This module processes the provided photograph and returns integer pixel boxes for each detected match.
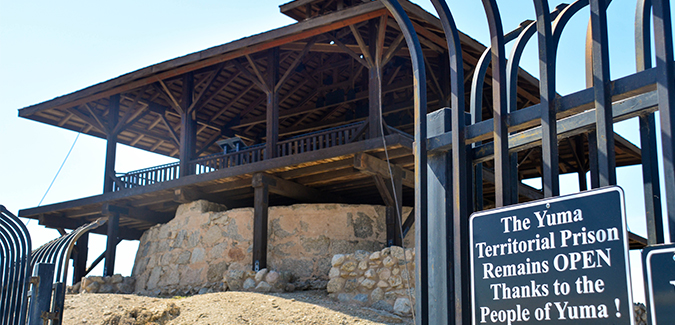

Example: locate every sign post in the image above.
[643,243,675,324]
[470,186,634,324]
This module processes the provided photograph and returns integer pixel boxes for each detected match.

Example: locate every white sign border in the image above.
[644,245,675,325]
[469,186,635,324]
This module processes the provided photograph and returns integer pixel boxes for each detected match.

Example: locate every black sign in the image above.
[643,243,675,324]
[470,186,634,324]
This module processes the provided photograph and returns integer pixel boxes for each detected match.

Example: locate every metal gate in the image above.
[1,205,105,325]
[378,0,675,324]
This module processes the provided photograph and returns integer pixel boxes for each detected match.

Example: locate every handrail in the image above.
[116,121,377,189]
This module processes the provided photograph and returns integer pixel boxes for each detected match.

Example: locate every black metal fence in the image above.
[379,0,675,323]
[0,205,105,325]
[0,205,32,325]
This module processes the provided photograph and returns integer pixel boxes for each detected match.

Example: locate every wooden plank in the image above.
[354,153,414,187]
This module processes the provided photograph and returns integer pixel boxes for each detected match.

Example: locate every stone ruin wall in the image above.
[132,200,413,295]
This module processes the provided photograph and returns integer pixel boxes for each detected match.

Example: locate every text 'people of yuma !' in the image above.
[475,207,628,324]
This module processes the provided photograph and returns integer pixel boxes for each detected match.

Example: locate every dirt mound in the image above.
[62,291,413,325]
[101,302,180,325]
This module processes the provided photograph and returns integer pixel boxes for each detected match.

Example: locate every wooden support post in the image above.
[103,94,119,193]
[373,171,403,247]
[72,233,89,284]
[266,48,280,159]
[103,207,119,277]
[179,72,196,177]
[368,19,383,139]
[252,173,270,271]
[426,108,452,324]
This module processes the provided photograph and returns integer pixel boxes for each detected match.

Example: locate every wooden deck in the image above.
[19,131,414,240]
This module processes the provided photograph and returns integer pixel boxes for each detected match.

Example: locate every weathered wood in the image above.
[179,72,196,177]
[103,95,119,193]
[103,208,119,277]
[266,48,280,159]
[353,153,414,188]
[72,233,88,284]
[20,134,408,220]
[253,173,339,202]
[252,173,269,271]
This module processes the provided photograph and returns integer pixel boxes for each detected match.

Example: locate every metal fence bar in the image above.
[28,263,54,325]
[636,0,665,245]
[652,0,675,241]
[0,206,32,325]
[481,0,513,207]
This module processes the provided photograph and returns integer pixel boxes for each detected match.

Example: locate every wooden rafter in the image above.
[276,37,317,92]
[233,59,269,93]
[188,62,226,113]
[155,81,182,114]
[349,24,373,67]
[326,33,369,67]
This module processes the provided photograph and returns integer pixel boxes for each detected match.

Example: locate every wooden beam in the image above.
[19,4,390,117]
[156,81,183,114]
[276,37,317,91]
[326,33,369,67]
[179,72,196,177]
[103,208,119,277]
[253,173,339,202]
[354,153,414,188]
[103,95,119,193]
[188,62,226,113]
[266,47,280,159]
[252,173,269,271]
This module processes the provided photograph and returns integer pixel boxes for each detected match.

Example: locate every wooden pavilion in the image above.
[17,0,644,283]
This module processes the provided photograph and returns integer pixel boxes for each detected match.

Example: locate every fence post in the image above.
[28,263,55,325]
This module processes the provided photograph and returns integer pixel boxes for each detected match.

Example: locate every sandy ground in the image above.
[62,291,414,325]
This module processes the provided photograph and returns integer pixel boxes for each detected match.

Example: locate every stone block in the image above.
[327,277,346,293]
[340,261,357,272]
[358,260,368,271]
[255,268,268,283]
[176,251,191,265]
[371,287,385,302]
[331,254,346,267]
[360,278,376,290]
[393,298,412,315]
[190,248,205,264]
[265,270,280,285]
[369,251,381,260]
[111,274,123,284]
[382,256,395,268]
[255,281,272,293]
[242,278,256,290]
[344,279,357,292]
[390,246,405,260]
[378,268,391,281]
[329,267,341,278]
[352,293,369,304]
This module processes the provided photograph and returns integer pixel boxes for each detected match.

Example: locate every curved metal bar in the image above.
[635,0,664,245]
[481,0,512,207]
[533,0,560,197]
[431,0,464,110]
[552,0,589,42]
[636,0,652,71]
[651,0,675,242]
[31,219,105,284]
[588,0,616,187]
[379,0,427,320]
[428,1,469,323]
[0,205,32,325]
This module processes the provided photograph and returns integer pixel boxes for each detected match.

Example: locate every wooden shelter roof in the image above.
[17,0,544,159]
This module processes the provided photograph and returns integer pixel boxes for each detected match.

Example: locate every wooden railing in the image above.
[114,121,370,191]
[276,121,367,157]
[192,143,266,175]
[113,161,180,191]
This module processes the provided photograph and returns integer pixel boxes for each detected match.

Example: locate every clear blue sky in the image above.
[0,0,667,302]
